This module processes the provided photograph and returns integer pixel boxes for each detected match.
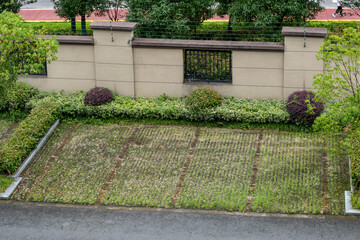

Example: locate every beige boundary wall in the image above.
[22,22,327,100]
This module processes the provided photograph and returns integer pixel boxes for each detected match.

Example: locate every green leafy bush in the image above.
[0,100,60,174]
[5,82,39,111]
[185,88,223,111]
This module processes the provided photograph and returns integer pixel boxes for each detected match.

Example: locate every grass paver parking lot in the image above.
[102,126,195,207]
[251,132,324,214]
[176,129,258,211]
[16,124,135,204]
[10,123,350,215]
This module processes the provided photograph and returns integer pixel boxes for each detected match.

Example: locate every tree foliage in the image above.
[0,0,37,13]
[342,0,360,17]
[126,0,215,38]
[312,27,360,188]
[229,0,324,26]
[51,0,108,35]
[0,11,58,108]
[103,0,127,21]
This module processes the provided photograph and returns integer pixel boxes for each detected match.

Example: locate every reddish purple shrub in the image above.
[84,87,114,106]
[286,90,324,126]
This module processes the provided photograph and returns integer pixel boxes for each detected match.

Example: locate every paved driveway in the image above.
[1,202,359,240]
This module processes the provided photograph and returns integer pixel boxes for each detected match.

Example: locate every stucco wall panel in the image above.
[232,68,283,87]
[134,48,183,66]
[56,45,94,62]
[95,64,134,82]
[284,52,323,71]
[232,51,284,69]
[135,65,183,83]
[47,61,95,80]
[94,46,133,64]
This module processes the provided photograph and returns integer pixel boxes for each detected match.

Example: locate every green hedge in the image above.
[21,21,360,40]
[0,100,60,174]
[28,91,290,124]
[21,21,93,36]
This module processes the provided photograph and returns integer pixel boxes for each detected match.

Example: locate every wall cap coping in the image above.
[132,38,284,51]
[42,35,94,45]
[90,21,137,31]
[282,27,327,38]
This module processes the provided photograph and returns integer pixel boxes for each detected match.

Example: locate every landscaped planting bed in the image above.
[102,126,195,207]
[176,129,258,211]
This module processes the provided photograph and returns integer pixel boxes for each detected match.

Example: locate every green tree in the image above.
[126,0,215,39]
[102,0,127,21]
[226,0,324,40]
[0,11,58,108]
[342,0,360,17]
[312,27,360,197]
[216,0,234,40]
[0,0,37,13]
[52,0,108,35]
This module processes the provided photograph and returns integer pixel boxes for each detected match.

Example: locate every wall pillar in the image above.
[282,27,327,99]
[90,21,137,96]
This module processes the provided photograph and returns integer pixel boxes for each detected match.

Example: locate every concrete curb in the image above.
[12,119,60,178]
[345,157,360,215]
[0,177,22,199]
[0,120,60,199]
[345,191,360,215]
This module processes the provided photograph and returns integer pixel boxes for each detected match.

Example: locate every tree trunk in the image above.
[81,15,86,36]
[71,17,76,33]
[226,16,233,41]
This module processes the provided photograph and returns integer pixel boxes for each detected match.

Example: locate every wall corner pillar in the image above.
[90,21,137,96]
[282,26,327,100]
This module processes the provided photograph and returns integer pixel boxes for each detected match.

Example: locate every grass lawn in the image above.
[0,119,17,193]
[0,175,14,193]
[11,123,350,215]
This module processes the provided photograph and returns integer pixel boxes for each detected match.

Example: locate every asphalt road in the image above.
[1,202,360,240]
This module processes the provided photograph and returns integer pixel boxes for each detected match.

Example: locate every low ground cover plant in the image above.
[0,100,60,174]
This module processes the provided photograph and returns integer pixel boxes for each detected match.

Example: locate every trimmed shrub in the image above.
[6,82,39,111]
[286,90,324,126]
[84,87,114,106]
[185,88,223,112]
[0,100,60,174]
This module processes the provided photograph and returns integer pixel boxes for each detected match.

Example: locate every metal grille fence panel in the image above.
[184,49,232,83]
